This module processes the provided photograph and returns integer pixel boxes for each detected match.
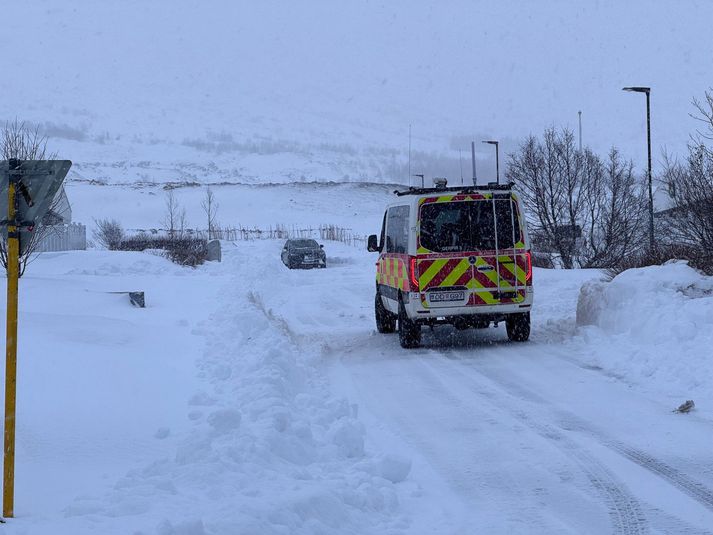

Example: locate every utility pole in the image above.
[408,124,412,187]
[482,140,500,184]
[623,86,654,250]
[459,149,463,185]
[578,111,582,151]
[471,141,477,185]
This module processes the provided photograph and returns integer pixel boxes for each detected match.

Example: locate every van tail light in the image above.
[525,251,533,285]
[409,256,419,291]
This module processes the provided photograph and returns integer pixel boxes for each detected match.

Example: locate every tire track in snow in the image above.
[615,446,713,512]
[519,412,649,535]
[354,349,592,533]
[470,363,713,515]
[418,353,649,535]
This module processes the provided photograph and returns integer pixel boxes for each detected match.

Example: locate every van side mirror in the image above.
[367,234,380,252]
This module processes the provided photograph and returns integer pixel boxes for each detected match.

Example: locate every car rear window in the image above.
[419,198,522,252]
[291,239,318,248]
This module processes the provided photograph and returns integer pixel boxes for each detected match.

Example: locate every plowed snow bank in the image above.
[576,261,713,399]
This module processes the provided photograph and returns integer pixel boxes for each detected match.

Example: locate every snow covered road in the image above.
[258,241,713,534]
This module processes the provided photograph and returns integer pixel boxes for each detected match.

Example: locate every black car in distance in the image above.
[281,239,327,269]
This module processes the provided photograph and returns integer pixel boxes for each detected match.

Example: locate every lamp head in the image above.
[623,86,650,94]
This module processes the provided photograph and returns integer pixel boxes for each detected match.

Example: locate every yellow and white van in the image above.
[367,181,533,348]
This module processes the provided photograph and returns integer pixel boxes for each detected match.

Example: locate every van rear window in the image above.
[419,199,522,252]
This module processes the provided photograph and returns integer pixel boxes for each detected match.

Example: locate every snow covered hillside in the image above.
[3,238,712,533]
[3,1,713,185]
[66,181,393,235]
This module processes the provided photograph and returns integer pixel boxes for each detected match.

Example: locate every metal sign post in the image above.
[3,160,20,518]
[1,159,71,518]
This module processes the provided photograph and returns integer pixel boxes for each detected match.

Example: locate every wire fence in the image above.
[125,224,368,249]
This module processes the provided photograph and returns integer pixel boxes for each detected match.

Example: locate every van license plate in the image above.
[429,291,465,302]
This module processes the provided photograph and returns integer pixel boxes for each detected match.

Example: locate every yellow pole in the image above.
[3,170,19,518]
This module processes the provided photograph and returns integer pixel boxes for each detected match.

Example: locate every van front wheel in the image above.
[506,312,530,342]
[375,293,396,333]
[398,298,421,348]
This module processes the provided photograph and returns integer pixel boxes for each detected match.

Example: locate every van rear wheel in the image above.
[506,312,530,342]
[398,298,421,348]
[375,293,396,334]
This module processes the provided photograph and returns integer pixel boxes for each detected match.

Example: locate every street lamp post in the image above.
[623,86,654,250]
[482,140,500,184]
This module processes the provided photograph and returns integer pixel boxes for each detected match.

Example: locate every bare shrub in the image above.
[506,128,591,268]
[163,238,208,267]
[579,149,647,268]
[656,91,713,267]
[532,252,555,269]
[605,244,713,279]
[605,90,713,277]
[117,234,208,267]
[1,119,56,160]
[659,148,713,252]
[507,127,647,269]
[93,219,125,250]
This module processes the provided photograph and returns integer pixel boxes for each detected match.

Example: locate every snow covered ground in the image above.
[2,238,711,534]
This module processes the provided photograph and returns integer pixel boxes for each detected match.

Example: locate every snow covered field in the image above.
[2,238,711,534]
[65,181,393,234]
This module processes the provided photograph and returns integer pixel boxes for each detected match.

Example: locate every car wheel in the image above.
[398,297,421,348]
[375,293,396,334]
[506,312,530,342]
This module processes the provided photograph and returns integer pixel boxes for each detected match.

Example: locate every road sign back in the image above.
[0,160,72,254]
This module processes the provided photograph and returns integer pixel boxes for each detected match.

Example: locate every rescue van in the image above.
[367,180,533,348]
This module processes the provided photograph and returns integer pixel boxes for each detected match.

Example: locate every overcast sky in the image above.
[1,0,711,176]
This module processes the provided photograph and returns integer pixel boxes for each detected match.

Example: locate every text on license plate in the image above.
[428,291,465,302]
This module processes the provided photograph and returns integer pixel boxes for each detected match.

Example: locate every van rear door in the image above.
[415,198,472,307]
[470,194,528,304]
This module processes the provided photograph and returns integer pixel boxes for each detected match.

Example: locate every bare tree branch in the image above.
[690,88,713,141]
